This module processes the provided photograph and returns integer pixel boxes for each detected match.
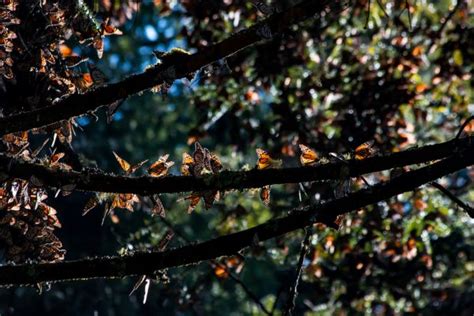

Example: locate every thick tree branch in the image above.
[0,147,473,286]
[0,137,472,195]
[0,0,346,136]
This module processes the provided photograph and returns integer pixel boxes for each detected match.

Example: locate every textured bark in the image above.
[0,136,471,195]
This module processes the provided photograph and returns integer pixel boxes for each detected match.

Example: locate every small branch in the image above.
[427,0,462,52]
[0,0,347,136]
[283,228,313,316]
[227,272,272,315]
[431,182,474,218]
[455,115,474,140]
[159,217,271,315]
[436,0,462,39]
[0,136,471,195]
[0,148,472,286]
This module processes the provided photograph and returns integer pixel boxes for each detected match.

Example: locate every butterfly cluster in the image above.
[255,148,282,206]
[0,0,19,80]
[83,151,176,222]
[181,142,223,213]
[80,140,377,222]
[0,131,69,263]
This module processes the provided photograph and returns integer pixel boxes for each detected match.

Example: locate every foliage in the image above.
[0,0,473,315]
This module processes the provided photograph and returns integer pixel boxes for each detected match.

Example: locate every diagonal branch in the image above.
[158,217,271,315]
[0,136,472,195]
[0,0,347,136]
[0,147,473,286]
[283,228,313,316]
[430,182,474,218]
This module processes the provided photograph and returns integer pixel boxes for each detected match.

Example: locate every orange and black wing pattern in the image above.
[299,144,319,166]
[354,141,376,160]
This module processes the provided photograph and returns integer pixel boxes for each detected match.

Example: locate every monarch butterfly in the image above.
[210,153,223,173]
[185,193,201,214]
[299,144,319,166]
[101,18,123,36]
[181,152,194,176]
[148,154,175,178]
[203,190,220,209]
[354,141,376,160]
[193,142,212,176]
[113,151,148,175]
[256,148,282,170]
[151,195,166,218]
[260,185,271,206]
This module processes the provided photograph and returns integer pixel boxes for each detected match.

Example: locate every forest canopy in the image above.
[0,0,473,315]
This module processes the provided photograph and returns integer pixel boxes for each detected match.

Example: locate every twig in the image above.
[283,228,313,316]
[158,217,271,315]
[365,0,372,28]
[0,136,471,195]
[0,148,472,286]
[271,286,284,315]
[436,0,462,38]
[431,182,474,218]
[375,0,389,19]
[455,115,474,140]
[427,0,462,53]
[405,0,412,30]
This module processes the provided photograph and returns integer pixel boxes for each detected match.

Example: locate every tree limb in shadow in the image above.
[0,136,471,195]
[0,0,348,136]
[283,228,313,316]
[430,181,473,218]
[0,147,472,286]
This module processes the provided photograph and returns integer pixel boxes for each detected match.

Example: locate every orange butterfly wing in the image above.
[260,185,271,206]
[148,154,174,177]
[181,152,194,176]
[354,141,376,160]
[256,148,272,170]
[113,151,131,173]
[299,144,319,166]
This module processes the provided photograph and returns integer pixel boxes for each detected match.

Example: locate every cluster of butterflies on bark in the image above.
[83,141,376,223]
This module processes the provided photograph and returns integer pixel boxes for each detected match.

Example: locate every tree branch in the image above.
[158,217,271,315]
[430,182,474,218]
[283,228,313,316]
[0,137,472,195]
[0,147,473,286]
[0,0,346,136]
